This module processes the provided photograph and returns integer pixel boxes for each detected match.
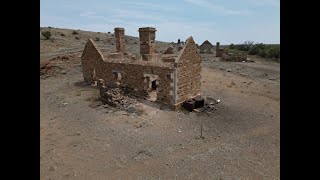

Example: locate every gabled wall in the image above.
[81,39,104,83]
[175,37,202,104]
[199,40,214,53]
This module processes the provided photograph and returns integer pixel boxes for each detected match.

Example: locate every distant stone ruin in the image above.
[215,42,224,57]
[81,27,202,109]
[163,46,174,54]
[199,40,214,53]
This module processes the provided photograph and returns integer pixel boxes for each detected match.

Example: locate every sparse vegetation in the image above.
[75,36,80,40]
[229,41,280,60]
[108,32,111,34]
[41,31,52,40]
[95,37,100,41]
[72,30,79,35]
[60,33,65,36]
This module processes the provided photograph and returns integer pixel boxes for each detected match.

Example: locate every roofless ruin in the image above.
[81,27,202,109]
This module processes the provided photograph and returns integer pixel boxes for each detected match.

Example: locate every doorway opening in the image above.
[145,77,158,102]
[91,69,97,86]
[151,80,157,90]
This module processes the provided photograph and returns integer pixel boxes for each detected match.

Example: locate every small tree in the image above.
[229,43,235,49]
[243,40,254,51]
[41,31,52,40]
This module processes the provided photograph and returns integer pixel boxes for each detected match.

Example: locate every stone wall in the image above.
[81,39,175,105]
[216,49,224,57]
[81,33,202,107]
[222,52,247,62]
[96,62,175,105]
[81,39,104,83]
[175,37,202,104]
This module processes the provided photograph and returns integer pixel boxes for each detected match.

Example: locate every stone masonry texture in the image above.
[200,40,214,54]
[114,27,125,53]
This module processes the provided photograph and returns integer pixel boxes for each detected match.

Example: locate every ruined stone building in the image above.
[215,42,224,57]
[199,40,214,53]
[81,27,202,108]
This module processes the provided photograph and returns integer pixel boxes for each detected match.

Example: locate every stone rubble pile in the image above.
[100,87,137,110]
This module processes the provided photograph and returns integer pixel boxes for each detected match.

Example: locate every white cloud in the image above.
[184,0,251,15]
[109,9,167,22]
[247,0,280,8]
[119,1,178,12]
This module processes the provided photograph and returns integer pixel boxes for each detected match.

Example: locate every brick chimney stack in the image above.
[216,42,220,51]
[138,27,156,55]
[114,27,125,53]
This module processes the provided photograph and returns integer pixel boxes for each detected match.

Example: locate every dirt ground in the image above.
[40,28,280,179]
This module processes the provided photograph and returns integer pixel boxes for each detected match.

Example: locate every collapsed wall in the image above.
[222,51,247,62]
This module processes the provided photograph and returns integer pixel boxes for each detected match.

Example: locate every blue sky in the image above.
[40,0,280,45]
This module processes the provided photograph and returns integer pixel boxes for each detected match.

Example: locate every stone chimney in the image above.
[216,42,220,51]
[138,27,156,55]
[114,27,125,53]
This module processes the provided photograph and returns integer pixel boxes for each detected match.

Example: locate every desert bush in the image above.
[108,32,111,34]
[248,43,265,55]
[48,26,52,29]
[72,30,78,35]
[60,33,65,36]
[41,31,52,40]
[95,37,100,41]
[258,49,267,57]
[266,46,280,59]
[236,41,254,51]
[231,41,279,59]
[75,36,80,40]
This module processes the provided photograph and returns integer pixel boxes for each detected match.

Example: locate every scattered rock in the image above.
[127,106,136,113]
[133,150,152,161]
[226,69,232,72]
[49,166,56,171]
[61,70,67,74]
